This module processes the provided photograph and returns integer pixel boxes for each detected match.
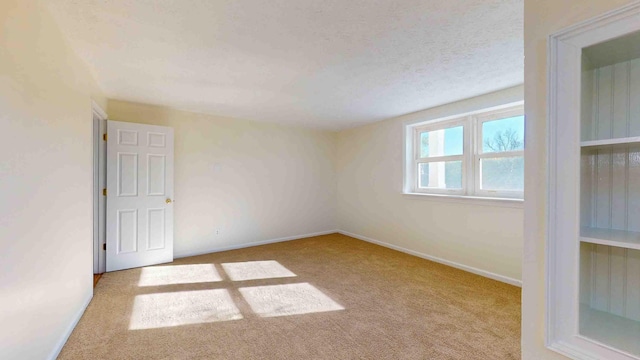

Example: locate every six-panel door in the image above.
[106,120,174,272]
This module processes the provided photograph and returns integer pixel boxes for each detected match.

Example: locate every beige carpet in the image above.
[59,233,521,359]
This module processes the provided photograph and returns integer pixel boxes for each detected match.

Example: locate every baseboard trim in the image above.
[338,230,522,287]
[48,292,93,360]
[174,230,339,259]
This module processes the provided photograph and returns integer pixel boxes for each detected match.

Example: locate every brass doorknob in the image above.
[166,198,172,204]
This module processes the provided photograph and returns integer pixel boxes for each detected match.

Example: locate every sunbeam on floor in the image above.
[129,259,343,330]
[129,289,243,330]
[221,260,297,281]
[137,264,222,287]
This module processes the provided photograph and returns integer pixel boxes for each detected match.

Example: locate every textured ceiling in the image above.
[46,0,523,130]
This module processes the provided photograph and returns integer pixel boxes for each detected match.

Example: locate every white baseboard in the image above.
[174,230,338,259]
[48,292,93,360]
[338,230,522,287]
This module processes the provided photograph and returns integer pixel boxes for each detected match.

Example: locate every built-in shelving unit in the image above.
[577,33,640,357]
[548,4,640,360]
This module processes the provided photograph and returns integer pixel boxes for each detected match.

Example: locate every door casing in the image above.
[92,101,108,274]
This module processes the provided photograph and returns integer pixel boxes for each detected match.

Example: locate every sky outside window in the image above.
[420,126,463,157]
[482,116,525,153]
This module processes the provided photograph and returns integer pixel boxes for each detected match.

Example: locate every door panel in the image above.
[118,153,138,196]
[147,155,166,195]
[147,208,166,250]
[106,120,174,272]
[118,209,138,254]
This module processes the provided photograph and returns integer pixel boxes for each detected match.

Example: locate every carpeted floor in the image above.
[59,233,521,359]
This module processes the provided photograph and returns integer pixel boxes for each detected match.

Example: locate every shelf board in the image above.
[580,306,640,357]
[581,136,640,149]
[580,227,640,250]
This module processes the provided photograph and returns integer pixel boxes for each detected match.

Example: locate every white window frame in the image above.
[412,118,469,195]
[405,104,524,199]
[473,107,525,199]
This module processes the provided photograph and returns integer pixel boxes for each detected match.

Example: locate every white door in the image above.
[106,120,174,272]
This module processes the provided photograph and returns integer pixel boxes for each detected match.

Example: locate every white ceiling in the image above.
[47,0,523,130]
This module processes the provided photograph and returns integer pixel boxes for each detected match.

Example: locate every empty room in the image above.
[3,0,640,359]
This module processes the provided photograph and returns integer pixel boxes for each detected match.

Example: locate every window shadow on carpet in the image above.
[129,260,344,330]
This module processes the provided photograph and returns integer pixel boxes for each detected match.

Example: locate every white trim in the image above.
[91,100,107,120]
[550,2,640,47]
[545,19,560,349]
[338,230,522,287]
[174,230,338,258]
[92,115,99,274]
[416,154,464,163]
[401,192,524,208]
[91,99,107,273]
[475,106,524,123]
[92,107,107,275]
[548,341,602,360]
[477,150,523,159]
[47,293,93,360]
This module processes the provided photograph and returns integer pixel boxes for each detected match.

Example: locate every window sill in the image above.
[402,192,524,208]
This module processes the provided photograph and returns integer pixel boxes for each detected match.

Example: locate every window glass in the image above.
[419,126,463,158]
[408,105,524,198]
[480,156,524,191]
[482,116,524,153]
[418,161,462,189]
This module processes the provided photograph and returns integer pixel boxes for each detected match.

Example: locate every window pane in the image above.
[419,161,462,189]
[420,126,463,158]
[482,116,524,153]
[480,156,524,191]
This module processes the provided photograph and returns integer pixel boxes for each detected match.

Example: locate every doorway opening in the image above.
[91,110,175,275]
[92,101,107,275]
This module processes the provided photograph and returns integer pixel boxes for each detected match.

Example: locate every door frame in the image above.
[92,100,108,274]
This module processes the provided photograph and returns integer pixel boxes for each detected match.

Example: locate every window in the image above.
[406,104,524,199]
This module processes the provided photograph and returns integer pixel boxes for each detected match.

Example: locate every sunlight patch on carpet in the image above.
[239,282,344,317]
[138,264,222,287]
[221,260,297,281]
[129,289,242,329]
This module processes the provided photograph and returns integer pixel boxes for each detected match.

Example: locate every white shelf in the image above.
[580,306,640,357]
[581,136,640,149]
[580,227,640,250]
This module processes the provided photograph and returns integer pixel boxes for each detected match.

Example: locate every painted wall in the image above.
[336,86,524,284]
[106,100,337,258]
[522,0,635,359]
[0,0,105,359]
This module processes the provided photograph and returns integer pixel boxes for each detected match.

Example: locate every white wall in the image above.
[106,100,337,257]
[0,0,105,359]
[336,86,524,284]
[8,1,618,358]
[522,0,636,359]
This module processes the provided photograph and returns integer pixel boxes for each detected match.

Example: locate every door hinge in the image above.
[103,243,106,251]
[103,188,107,196]
[103,133,107,141]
